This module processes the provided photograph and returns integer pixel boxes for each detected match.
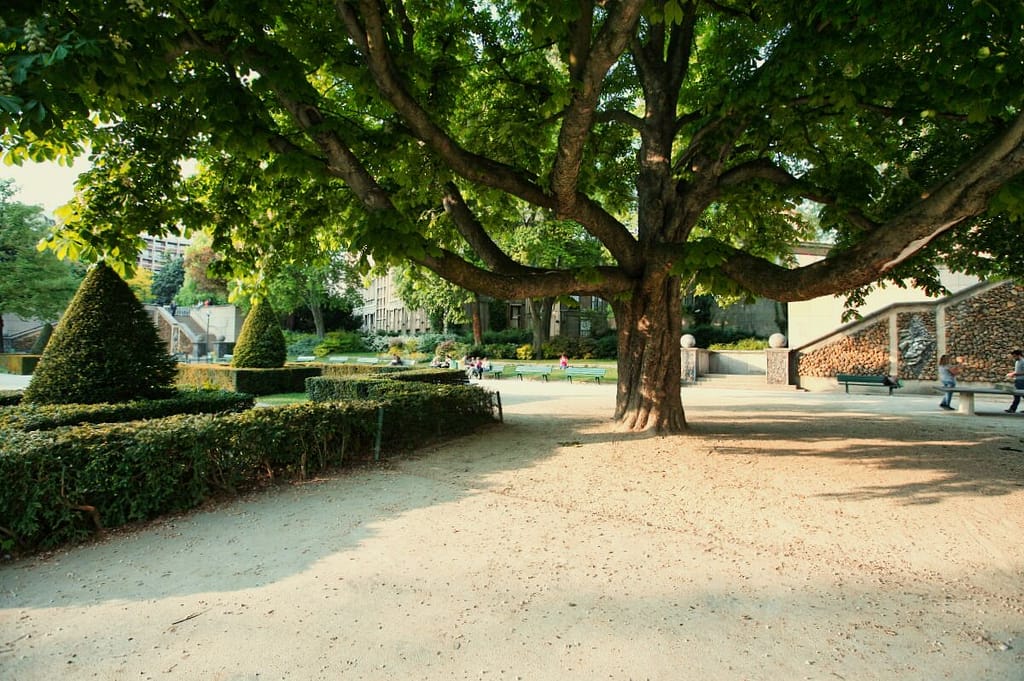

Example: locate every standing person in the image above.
[937,354,960,410]
[1005,349,1024,413]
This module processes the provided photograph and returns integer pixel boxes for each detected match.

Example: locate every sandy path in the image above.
[2,382,1023,680]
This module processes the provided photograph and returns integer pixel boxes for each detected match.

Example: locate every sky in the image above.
[1,158,90,214]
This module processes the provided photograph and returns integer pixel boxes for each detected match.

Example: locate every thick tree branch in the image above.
[415,248,633,300]
[551,0,646,208]
[717,112,1024,300]
[335,0,551,207]
[719,159,880,232]
[335,0,641,270]
[441,183,531,276]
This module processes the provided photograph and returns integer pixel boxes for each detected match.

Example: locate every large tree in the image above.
[4,2,1024,431]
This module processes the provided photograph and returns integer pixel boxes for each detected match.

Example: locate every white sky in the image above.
[1,158,90,214]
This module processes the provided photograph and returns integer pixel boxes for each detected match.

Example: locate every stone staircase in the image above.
[687,373,801,391]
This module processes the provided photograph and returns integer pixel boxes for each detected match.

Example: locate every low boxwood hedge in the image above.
[0,388,254,433]
[0,384,497,552]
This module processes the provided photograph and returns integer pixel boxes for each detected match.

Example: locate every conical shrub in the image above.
[231,299,286,368]
[23,262,177,404]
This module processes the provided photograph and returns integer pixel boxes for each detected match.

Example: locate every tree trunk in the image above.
[528,297,553,359]
[471,293,483,345]
[613,274,686,432]
[0,315,5,352]
[309,299,326,339]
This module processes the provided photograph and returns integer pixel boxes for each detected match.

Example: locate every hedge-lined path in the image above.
[2,380,1023,680]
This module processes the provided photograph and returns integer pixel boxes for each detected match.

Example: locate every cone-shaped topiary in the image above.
[23,262,178,404]
[231,299,286,368]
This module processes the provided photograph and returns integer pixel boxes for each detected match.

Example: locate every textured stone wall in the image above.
[796,282,1024,384]
[796,320,890,377]
[944,284,1024,382]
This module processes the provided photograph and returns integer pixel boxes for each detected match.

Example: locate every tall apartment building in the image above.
[137,233,190,273]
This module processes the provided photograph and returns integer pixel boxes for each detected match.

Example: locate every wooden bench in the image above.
[564,367,607,384]
[327,356,349,363]
[356,357,380,365]
[934,386,1024,415]
[836,373,900,395]
[484,364,505,379]
[295,355,317,362]
[515,365,552,381]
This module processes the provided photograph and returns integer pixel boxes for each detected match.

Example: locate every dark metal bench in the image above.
[564,367,607,384]
[836,373,900,395]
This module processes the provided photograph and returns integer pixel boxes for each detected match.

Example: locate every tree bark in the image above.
[528,297,553,359]
[471,293,483,345]
[309,299,326,339]
[613,274,686,432]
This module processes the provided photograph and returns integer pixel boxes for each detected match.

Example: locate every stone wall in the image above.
[796,319,890,377]
[795,281,1024,387]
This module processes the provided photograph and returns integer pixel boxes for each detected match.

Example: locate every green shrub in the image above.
[176,364,321,395]
[0,388,253,433]
[284,331,320,358]
[23,262,177,405]
[232,299,287,368]
[0,385,497,552]
[708,338,769,350]
[313,330,367,356]
[593,334,618,359]
[0,390,23,407]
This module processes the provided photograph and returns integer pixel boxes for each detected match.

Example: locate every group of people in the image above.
[937,349,1024,413]
[464,356,491,379]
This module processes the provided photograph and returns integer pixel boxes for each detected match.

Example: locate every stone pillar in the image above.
[766,333,790,386]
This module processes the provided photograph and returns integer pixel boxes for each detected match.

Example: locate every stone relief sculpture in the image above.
[898,315,935,378]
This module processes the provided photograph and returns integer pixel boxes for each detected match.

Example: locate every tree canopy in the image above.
[3,1,1024,431]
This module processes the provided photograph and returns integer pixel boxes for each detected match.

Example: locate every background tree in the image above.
[151,255,185,306]
[267,255,364,339]
[6,2,1024,431]
[124,267,153,303]
[394,266,472,336]
[178,235,229,305]
[23,262,177,404]
[0,179,80,347]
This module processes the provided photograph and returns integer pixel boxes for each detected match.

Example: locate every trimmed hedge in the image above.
[0,390,23,407]
[176,364,322,395]
[0,384,497,551]
[0,389,254,433]
[23,262,178,405]
[231,299,287,368]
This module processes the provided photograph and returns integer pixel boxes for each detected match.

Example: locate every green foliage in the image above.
[0,388,253,432]
[231,299,286,368]
[708,338,770,351]
[23,262,177,404]
[0,382,496,552]
[0,179,80,323]
[176,364,320,395]
[284,331,320,358]
[516,344,534,360]
[686,325,762,349]
[313,330,367,356]
[150,255,185,305]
